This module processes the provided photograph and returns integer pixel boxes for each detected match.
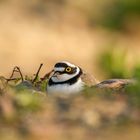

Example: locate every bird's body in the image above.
[47,61,97,94]
[46,61,134,94]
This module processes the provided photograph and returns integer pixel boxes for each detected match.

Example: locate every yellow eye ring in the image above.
[65,67,72,72]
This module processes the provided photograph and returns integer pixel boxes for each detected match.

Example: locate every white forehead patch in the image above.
[54,67,65,72]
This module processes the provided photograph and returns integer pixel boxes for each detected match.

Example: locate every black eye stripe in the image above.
[54,67,77,74]
[69,67,77,73]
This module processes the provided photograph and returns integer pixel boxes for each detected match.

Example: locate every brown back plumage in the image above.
[81,71,99,87]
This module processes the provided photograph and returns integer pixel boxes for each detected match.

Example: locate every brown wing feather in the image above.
[81,71,99,87]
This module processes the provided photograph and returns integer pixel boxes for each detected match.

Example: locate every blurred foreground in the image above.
[0,84,140,140]
[0,70,140,140]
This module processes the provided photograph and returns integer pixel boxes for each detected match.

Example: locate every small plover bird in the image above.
[47,61,98,94]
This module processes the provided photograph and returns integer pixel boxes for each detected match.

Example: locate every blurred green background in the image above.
[0,0,140,140]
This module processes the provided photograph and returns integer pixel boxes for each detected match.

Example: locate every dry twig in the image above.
[32,63,43,84]
[8,66,24,82]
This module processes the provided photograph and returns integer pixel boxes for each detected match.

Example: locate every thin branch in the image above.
[32,63,43,83]
[9,66,17,79]
[16,67,24,82]
[6,78,21,82]
[6,66,24,84]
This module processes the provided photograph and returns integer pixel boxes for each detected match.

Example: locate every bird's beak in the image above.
[52,71,61,77]
[49,70,56,77]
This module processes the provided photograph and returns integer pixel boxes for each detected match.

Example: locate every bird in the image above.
[47,61,98,94]
[46,61,135,94]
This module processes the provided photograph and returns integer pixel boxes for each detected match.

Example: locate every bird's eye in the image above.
[65,67,72,72]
